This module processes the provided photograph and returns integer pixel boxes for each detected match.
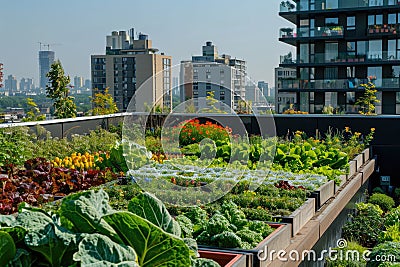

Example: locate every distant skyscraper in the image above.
[5,75,18,94]
[0,63,3,88]
[257,81,272,98]
[74,76,84,88]
[39,50,55,89]
[84,79,91,89]
[20,78,34,92]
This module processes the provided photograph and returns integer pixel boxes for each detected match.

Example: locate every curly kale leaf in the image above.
[236,228,263,248]
[221,201,247,229]
[211,231,242,248]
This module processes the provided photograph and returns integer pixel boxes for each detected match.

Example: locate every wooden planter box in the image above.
[199,250,247,267]
[281,198,315,236]
[309,180,335,210]
[362,148,370,162]
[199,223,291,267]
[354,153,364,171]
[347,160,357,179]
[360,159,375,185]
[334,174,347,193]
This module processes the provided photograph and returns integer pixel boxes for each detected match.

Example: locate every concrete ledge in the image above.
[360,159,375,185]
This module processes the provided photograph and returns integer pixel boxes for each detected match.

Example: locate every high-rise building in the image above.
[275,67,297,113]
[74,76,84,89]
[278,0,400,114]
[0,63,3,88]
[91,29,172,112]
[180,41,246,111]
[5,75,18,94]
[39,50,55,89]
[257,81,272,98]
[84,79,91,89]
[20,78,34,92]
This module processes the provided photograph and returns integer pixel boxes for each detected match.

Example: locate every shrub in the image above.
[384,207,400,228]
[369,193,395,213]
[366,242,400,267]
[372,187,385,194]
[326,241,367,267]
[342,203,384,247]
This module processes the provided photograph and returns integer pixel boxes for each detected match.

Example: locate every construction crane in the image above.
[38,42,62,51]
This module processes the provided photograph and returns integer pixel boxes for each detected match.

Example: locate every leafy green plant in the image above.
[366,242,400,267]
[369,193,395,213]
[379,223,400,243]
[0,231,16,266]
[73,233,139,266]
[356,81,380,115]
[46,60,77,119]
[0,189,220,266]
[385,207,400,228]
[325,241,367,267]
[342,203,384,247]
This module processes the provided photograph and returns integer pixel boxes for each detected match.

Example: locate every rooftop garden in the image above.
[0,120,376,266]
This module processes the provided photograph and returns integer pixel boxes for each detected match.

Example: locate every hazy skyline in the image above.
[0,0,294,86]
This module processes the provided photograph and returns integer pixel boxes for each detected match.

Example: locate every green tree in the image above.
[46,60,77,119]
[90,88,118,115]
[22,98,46,122]
[200,91,227,113]
[356,81,380,115]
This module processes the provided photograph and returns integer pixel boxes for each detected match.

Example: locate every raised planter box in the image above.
[362,148,370,162]
[347,160,357,179]
[199,223,291,267]
[354,153,364,171]
[334,174,347,193]
[199,250,247,267]
[309,180,335,210]
[281,198,315,236]
[360,159,375,185]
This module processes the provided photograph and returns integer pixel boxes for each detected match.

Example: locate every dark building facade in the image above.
[278,0,400,114]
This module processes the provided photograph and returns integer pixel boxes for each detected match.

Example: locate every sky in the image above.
[0,0,294,87]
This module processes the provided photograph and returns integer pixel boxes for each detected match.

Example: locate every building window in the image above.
[368,14,383,27]
[368,40,382,60]
[347,16,356,30]
[396,92,400,114]
[206,83,211,90]
[220,96,225,101]
[367,66,382,87]
[325,42,338,62]
[325,17,338,26]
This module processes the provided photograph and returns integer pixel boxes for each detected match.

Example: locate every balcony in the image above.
[280,51,400,66]
[279,77,400,92]
[367,24,399,35]
[280,26,344,45]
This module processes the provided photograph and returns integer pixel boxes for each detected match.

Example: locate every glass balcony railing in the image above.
[279,51,400,64]
[279,78,400,90]
[280,26,344,38]
[279,0,399,13]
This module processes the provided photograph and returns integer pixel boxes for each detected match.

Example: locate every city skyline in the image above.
[0,0,290,87]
